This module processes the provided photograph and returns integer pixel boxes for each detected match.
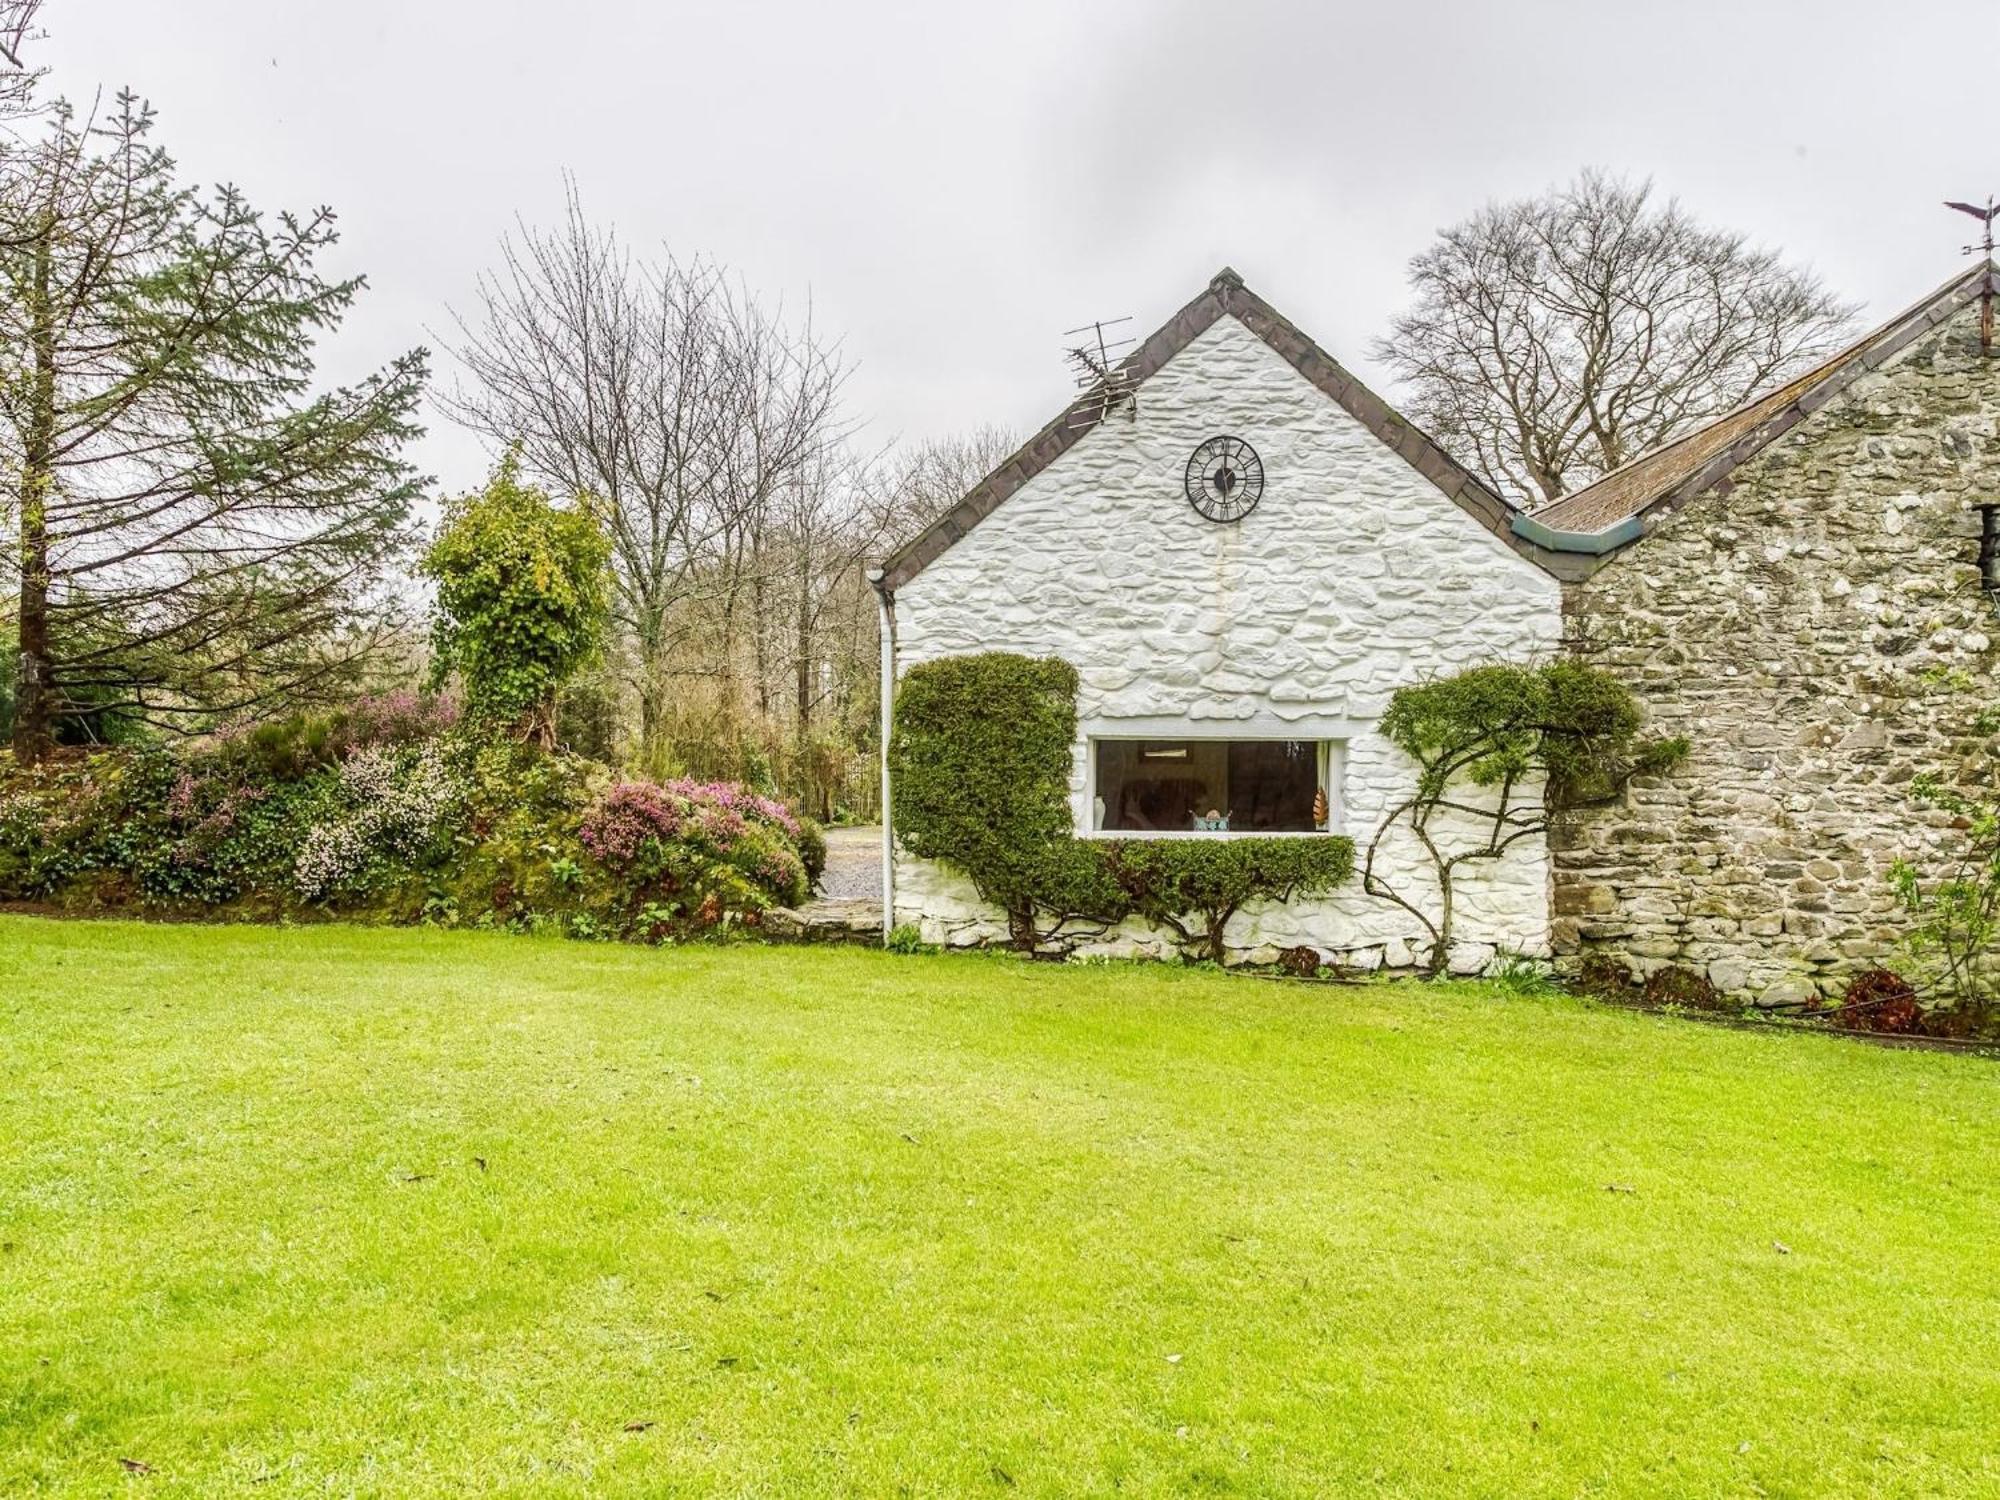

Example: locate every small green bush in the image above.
[1102,837,1356,962]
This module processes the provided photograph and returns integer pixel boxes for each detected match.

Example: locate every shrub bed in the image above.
[0,697,822,944]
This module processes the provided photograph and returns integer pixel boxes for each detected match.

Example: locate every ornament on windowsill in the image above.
[1312,787,1329,828]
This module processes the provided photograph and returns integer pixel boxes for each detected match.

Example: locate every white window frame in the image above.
[1078,718,1351,839]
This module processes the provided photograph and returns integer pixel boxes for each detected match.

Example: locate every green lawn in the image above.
[2,921,1997,1498]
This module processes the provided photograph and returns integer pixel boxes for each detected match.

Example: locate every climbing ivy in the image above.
[421,453,612,746]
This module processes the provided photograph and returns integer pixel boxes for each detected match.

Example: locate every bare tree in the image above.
[881,425,1017,551]
[1375,171,1859,506]
[0,0,45,123]
[444,184,847,767]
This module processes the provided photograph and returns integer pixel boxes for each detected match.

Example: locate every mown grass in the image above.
[2,917,1997,1497]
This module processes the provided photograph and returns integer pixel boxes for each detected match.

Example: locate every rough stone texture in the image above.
[1560,303,2000,1003]
[764,898,883,945]
[890,314,1564,965]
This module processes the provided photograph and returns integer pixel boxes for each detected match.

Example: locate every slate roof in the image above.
[875,268,1540,593]
[1529,261,2000,541]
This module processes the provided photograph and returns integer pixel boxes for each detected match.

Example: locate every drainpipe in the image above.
[869,569,895,944]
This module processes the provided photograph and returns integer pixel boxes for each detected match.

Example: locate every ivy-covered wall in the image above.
[1560,299,2000,1004]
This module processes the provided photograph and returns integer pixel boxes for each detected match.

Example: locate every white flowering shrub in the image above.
[294,743,465,899]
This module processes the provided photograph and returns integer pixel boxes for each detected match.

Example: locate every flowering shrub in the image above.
[0,755,126,897]
[0,721,819,948]
[293,743,466,899]
[579,776,811,923]
[332,690,462,756]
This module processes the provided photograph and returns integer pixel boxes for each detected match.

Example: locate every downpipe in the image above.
[870,571,895,944]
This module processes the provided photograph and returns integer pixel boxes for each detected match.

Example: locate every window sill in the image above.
[1078,828,1339,840]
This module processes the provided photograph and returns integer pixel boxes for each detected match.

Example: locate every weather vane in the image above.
[1945,197,1999,351]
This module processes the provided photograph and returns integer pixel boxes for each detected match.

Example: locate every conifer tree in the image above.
[0,89,425,761]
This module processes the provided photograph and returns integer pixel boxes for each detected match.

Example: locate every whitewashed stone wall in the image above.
[890,315,1564,967]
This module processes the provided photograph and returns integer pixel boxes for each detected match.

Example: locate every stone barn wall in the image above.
[1557,304,2000,1004]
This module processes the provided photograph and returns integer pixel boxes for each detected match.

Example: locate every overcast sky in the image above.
[39,0,2000,496]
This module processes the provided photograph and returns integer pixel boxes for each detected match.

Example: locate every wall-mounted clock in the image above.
[1184,435,1264,523]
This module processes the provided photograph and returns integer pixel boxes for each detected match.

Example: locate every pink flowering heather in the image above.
[165,771,201,821]
[331,691,463,758]
[579,781,687,866]
[579,778,810,907]
[656,778,801,839]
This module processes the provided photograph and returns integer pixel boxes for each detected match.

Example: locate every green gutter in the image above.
[1509,511,1643,555]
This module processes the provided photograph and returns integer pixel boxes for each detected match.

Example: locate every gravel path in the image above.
[817,825,883,900]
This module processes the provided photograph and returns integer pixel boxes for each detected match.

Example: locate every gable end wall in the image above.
[892,314,1564,966]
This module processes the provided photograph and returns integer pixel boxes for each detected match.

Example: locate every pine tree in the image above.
[0,90,426,761]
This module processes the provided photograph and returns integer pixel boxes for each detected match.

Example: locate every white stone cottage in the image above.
[872,268,1563,970]
[871,265,2000,992]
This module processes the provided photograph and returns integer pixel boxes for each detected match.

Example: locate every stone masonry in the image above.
[1557,302,2000,1004]
[889,310,1563,967]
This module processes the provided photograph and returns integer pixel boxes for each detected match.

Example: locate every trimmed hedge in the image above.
[890,653,1124,947]
[890,652,1355,956]
[1103,836,1356,963]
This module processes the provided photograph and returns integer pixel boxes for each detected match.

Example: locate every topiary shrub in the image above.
[1101,837,1356,963]
[889,651,1358,957]
[889,653,1126,949]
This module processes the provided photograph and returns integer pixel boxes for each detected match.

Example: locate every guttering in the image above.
[1508,511,1644,556]
[869,568,895,944]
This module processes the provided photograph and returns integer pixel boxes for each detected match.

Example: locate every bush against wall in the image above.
[1888,699,2000,1023]
[1101,837,1355,963]
[1367,661,1686,976]
[889,652,1355,955]
[890,653,1126,948]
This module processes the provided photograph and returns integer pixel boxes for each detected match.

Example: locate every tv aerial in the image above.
[1063,316,1137,429]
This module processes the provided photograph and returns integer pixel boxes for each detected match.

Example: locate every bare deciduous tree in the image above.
[877,424,1016,551]
[444,185,847,768]
[1375,171,1859,506]
[0,0,45,123]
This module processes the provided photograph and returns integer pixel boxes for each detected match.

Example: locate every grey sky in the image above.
[41,0,1999,497]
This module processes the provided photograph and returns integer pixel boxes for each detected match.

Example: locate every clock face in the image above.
[1184,435,1264,523]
